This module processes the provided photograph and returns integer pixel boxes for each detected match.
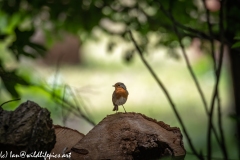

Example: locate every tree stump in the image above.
[51,125,84,159]
[71,112,186,160]
[0,101,186,159]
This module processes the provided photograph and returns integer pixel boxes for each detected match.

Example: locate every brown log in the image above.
[0,100,55,159]
[51,125,84,159]
[71,112,186,160]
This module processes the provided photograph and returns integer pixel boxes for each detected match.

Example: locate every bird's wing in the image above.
[112,91,118,111]
[112,91,117,106]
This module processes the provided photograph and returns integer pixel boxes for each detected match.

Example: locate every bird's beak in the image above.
[112,85,115,87]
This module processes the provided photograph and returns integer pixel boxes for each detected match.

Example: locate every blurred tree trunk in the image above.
[226,0,240,158]
[229,49,240,156]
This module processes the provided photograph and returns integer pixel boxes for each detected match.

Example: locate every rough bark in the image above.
[71,112,185,160]
[0,100,55,159]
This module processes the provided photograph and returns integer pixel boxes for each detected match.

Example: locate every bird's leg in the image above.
[122,105,127,113]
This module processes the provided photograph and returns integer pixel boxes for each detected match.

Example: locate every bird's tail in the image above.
[113,104,118,111]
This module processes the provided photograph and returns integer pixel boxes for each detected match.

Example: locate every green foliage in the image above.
[232,36,240,48]
[0,60,30,97]
[9,28,46,60]
[0,0,239,61]
[232,42,240,49]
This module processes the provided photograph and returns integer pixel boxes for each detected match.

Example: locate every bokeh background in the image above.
[0,0,239,159]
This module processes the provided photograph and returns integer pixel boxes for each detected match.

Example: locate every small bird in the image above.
[112,82,129,113]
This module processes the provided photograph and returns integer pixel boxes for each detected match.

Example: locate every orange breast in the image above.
[115,87,128,99]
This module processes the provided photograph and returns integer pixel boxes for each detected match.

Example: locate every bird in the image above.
[112,82,129,113]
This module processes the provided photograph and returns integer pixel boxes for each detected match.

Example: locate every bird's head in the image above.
[112,82,127,90]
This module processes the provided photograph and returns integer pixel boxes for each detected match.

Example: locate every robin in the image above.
[112,82,129,113]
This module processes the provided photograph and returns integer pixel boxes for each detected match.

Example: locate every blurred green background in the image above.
[0,0,239,159]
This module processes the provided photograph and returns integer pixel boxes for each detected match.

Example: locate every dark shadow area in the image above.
[132,141,177,160]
